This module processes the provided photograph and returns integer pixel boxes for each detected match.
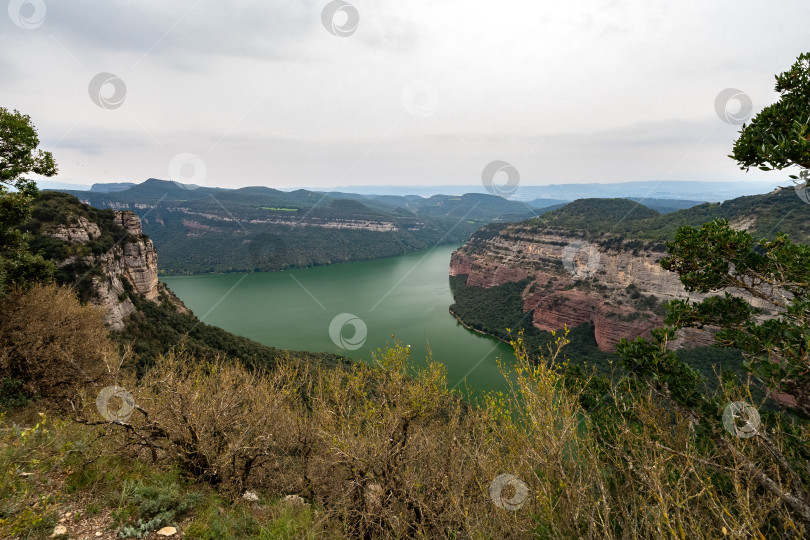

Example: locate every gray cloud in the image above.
[1,0,808,189]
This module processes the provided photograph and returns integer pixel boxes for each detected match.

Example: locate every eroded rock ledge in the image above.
[46,211,184,330]
[450,227,733,352]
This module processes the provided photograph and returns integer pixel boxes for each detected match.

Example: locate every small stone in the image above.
[58,517,66,523]
[156,526,177,536]
[284,494,306,506]
[64,512,72,518]
[242,490,259,502]
[95,533,103,537]
[51,525,67,537]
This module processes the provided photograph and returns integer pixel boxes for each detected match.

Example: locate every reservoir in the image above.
[161,244,514,394]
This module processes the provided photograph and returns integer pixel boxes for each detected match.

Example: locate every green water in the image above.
[161,245,514,394]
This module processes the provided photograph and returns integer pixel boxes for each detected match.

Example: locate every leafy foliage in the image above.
[0,108,57,293]
[661,218,810,417]
[609,220,810,530]
[0,107,57,194]
[115,474,202,538]
[731,52,810,172]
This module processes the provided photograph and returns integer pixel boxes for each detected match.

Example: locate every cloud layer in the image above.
[2,0,808,189]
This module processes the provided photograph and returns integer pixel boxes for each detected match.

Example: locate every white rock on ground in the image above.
[284,494,307,506]
[156,526,177,536]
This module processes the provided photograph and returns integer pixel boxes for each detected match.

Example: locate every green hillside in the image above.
[525,188,809,243]
[57,180,537,274]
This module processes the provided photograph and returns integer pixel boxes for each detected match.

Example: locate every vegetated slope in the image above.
[57,179,537,274]
[25,191,346,372]
[625,197,706,214]
[450,188,808,378]
[529,187,809,242]
[527,196,707,216]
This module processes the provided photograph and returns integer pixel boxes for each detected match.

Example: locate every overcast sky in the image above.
[1,0,808,190]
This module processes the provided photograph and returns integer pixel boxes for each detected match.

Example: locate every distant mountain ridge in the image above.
[54,179,541,274]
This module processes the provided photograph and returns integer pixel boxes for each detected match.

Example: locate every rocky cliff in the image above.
[46,210,183,330]
[450,224,770,351]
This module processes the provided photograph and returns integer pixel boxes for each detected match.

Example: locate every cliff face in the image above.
[46,211,181,330]
[450,226,728,351]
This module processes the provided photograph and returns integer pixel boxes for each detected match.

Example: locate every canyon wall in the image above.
[450,226,733,351]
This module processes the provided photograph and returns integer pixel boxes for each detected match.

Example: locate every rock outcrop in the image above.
[46,211,182,330]
[48,216,101,244]
[450,226,768,352]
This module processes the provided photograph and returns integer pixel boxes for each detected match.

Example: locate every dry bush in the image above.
[100,349,306,496]
[85,338,807,538]
[306,346,481,538]
[0,283,118,404]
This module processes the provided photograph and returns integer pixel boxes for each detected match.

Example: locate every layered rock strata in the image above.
[450,226,766,351]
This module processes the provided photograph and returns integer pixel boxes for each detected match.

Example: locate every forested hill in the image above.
[521,187,809,243]
[57,179,539,274]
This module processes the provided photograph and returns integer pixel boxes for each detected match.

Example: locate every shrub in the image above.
[0,283,118,405]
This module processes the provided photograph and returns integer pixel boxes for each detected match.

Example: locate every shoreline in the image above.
[448,307,512,346]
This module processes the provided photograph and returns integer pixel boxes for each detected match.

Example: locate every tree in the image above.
[731,52,810,174]
[0,108,58,292]
[616,219,810,528]
[661,219,809,417]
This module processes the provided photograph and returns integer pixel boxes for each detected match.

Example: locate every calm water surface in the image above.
[161,245,514,395]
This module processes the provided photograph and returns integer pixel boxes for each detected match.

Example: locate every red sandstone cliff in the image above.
[449,227,742,352]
